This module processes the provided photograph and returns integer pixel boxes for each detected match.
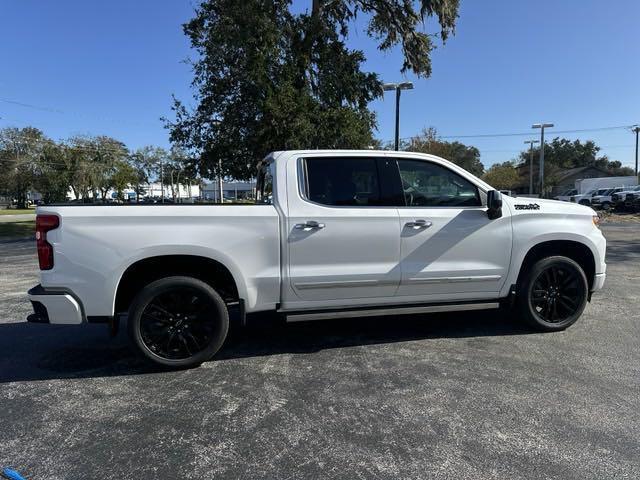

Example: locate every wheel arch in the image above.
[516,240,596,290]
[114,254,242,315]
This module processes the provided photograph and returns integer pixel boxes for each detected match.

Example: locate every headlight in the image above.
[592,215,600,228]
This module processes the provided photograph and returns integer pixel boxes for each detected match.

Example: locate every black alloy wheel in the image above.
[518,256,588,331]
[128,276,229,368]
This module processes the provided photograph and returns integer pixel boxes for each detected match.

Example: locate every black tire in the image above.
[517,256,588,331]
[127,276,229,368]
[601,201,611,211]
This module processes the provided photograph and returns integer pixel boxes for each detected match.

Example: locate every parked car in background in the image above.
[575,176,638,195]
[555,188,578,202]
[570,189,598,205]
[623,190,640,211]
[611,185,640,211]
[590,187,628,210]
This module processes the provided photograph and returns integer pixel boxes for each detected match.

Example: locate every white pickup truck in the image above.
[28,150,607,368]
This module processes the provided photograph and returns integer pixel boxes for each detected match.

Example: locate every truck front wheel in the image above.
[517,256,588,331]
[127,276,229,368]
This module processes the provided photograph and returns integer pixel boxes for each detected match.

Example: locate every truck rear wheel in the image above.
[517,256,588,331]
[127,276,229,368]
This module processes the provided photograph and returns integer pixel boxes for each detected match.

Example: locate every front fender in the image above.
[500,216,606,297]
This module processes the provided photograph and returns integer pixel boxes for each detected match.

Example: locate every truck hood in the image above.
[506,197,595,216]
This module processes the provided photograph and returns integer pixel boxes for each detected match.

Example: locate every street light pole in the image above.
[524,140,539,195]
[532,123,554,197]
[394,87,401,151]
[632,126,640,177]
[383,81,414,151]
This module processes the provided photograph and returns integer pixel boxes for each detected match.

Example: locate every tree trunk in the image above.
[294,0,323,90]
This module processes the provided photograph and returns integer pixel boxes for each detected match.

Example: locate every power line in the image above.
[0,98,162,127]
[0,98,64,114]
[390,124,635,142]
[479,144,633,153]
[465,125,631,138]
[1,122,637,163]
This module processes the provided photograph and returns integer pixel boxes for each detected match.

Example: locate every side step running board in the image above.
[285,302,500,323]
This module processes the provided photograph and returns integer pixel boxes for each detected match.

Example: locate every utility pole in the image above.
[211,119,224,203]
[160,160,164,204]
[532,123,554,197]
[218,158,224,203]
[524,139,539,195]
[632,126,640,177]
[382,82,414,151]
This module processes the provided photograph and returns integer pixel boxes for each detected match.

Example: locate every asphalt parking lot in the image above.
[1,225,639,479]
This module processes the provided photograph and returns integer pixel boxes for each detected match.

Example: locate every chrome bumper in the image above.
[28,285,83,325]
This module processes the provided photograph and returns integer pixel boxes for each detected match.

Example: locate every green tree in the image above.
[482,161,519,190]
[515,138,635,190]
[167,0,460,180]
[63,136,128,201]
[110,160,138,201]
[0,127,50,208]
[33,141,71,204]
[130,146,169,201]
[92,136,129,201]
[158,147,188,201]
[516,138,635,173]
[404,127,484,176]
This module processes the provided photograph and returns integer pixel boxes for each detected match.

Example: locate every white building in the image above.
[142,182,201,200]
[66,182,201,202]
[201,181,255,202]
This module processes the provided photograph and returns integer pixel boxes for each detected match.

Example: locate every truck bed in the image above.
[36,204,281,317]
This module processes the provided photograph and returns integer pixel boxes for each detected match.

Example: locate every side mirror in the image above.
[487,190,503,220]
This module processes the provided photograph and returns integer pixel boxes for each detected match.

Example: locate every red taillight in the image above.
[36,214,59,270]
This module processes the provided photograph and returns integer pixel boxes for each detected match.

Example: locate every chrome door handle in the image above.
[294,220,326,231]
[405,219,432,229]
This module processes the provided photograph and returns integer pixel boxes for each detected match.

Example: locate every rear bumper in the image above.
[27,285,83,325]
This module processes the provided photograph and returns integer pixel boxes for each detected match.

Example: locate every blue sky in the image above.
[1,0,639,167]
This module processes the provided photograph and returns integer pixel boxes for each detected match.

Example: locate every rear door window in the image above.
[302,157,383,206]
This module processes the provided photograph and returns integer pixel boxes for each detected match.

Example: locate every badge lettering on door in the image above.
[514,203,540,210]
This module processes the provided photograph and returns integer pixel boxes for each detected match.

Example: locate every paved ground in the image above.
[0,226,639,479]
